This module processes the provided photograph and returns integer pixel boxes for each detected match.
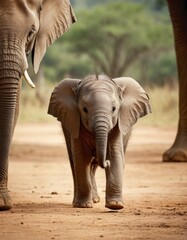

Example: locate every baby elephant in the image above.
[48,75,151,210]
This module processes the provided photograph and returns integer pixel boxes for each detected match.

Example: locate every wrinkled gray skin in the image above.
[48,75,151,210]
[0,0,76,210]
[163,0,187,162]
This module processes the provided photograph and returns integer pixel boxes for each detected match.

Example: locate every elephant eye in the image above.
[112,106,116,112]
[27,29,35,42]
[25,25,36,54]
[83,107,88,113]
[27,25,36,43]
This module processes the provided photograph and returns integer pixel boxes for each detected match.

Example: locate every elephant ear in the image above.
[113,77,152,135]
[48,79,81,139]
[32,0,76,73]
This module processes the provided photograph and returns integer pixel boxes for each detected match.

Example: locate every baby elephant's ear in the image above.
[48,78,81,139]
[113,77,152,135]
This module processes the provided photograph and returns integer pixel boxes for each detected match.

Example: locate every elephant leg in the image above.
[0,124,12,211]
[73,160,93,208]
[72,140,93,208]
[0,78,22,211]
[163,0,187,162]
[163,131,187,162]
[61,124,77,203]
[105,139,124,210]
[90,158,100,203]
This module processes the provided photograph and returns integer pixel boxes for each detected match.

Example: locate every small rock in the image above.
[51,192,58,195]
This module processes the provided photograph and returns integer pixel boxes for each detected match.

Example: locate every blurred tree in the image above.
[148,52,177,86]
[62,2,173,78]
[44,41,93,81]
[73,0,167,10]
[85,0,118,8]
[70,0,76,7]
[153,0,167,10]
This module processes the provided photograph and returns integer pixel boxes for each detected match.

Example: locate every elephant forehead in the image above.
[82,81,116,94]
[78,80,120,106]
[81,90,116,106]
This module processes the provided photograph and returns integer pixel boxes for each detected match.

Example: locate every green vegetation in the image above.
[71,0,167,11]
[20,0,178,127]
[44,0,176,86]
[68,3,172,79]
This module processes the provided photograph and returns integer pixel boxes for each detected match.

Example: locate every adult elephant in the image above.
[0,0,76,210]
[163,0,187,162]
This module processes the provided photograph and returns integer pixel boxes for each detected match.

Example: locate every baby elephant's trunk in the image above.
[94,121,110,169]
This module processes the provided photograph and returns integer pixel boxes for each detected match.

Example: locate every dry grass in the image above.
[142,84,178,127]
[18,84,179,127]
[18,84,54,123]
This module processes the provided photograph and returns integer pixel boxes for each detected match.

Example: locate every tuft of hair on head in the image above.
[82,74,111,84]
[94,64,99,80]
[83,75,97,82]
[95,72,99,80]
[98,75,111,81]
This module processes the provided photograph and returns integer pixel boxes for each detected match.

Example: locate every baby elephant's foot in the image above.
[73,201,93,208]
[92,196,100,203]
[92,192,100,203]
[105,200,124,210]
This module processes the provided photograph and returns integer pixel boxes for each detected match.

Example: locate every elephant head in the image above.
[0,0,76,76]
[0,0,76,210]
[48,75,151,169]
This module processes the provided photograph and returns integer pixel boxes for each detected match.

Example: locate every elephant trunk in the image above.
[94,118,110,169]
[0,44,23,183]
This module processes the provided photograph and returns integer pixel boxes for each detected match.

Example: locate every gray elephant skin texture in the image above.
[48,75,152,210]
[0,0,76,211]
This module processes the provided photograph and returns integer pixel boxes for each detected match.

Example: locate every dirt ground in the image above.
[0,123,187,240]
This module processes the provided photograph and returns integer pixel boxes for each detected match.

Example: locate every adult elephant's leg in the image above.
[0,78,20,210]
[163,0,187,162]
[0,41,24,210]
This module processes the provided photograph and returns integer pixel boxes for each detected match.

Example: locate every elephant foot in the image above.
[73,201,93,208]
[105,200,124,210]
[92,196,100,203]
[163,147,187,162]
[0,190,12,211]
[92,191,100,203]
[163,136,187,162]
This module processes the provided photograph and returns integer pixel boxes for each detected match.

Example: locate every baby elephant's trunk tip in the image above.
[102,159,110,169]
[94,120,110,169]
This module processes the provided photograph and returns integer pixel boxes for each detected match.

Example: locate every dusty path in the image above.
[0,123,187,240]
